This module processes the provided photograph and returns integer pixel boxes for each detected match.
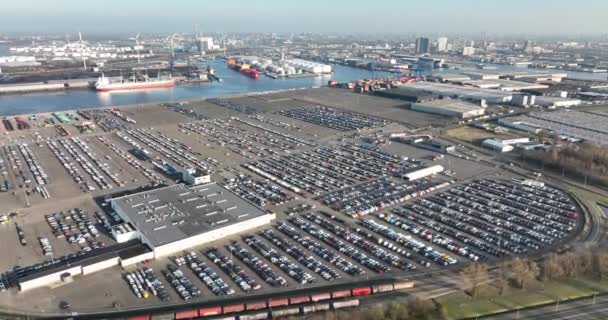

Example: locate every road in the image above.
[485,294,608,319]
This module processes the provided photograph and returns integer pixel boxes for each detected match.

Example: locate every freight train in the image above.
[123,281,414,320]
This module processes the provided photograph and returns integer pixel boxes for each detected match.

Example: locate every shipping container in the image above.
[151,312,174,320]
[271,307,300,317]
[310,292,331,302]
[331,289,352,299]
[289,296,311,304]
[372,284,394,293]
[246,301,267,310]
[175,309,198,319]
[351,287,372,296]
[199,306,222,316]
[332,299,360,309]
[302,303,331,314]
[239,311,268,320]
[223,303,246,313]
[269,298,289,307]
[393,281,415,290]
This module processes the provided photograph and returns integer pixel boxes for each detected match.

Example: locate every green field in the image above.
[437,278,608,319]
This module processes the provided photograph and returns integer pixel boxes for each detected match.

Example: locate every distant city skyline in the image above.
[1,0,607,35]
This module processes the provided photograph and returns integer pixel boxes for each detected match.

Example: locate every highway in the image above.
[485,294,608,319]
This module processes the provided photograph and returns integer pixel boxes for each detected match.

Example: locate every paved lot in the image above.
[0,88,585,315]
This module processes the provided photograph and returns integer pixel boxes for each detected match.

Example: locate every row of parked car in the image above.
[70,137,122,187]
[317,177,445,218]
[224,174,292,207]
[390,178,579,259]
[205,248,261,292]
[278,105,389,131]
[96,136,162,184]
[179,252,235,296]
[289,217,389,274]
[163,264,201,301]
[55,138,112,190]
[46,140,94,192]
[124,268,170,301]
[247,143,421,197]
[302,213,416,272]
[234,117,312,146]
[275,222,365,276]
[45,208,100,244]
[227,242,288,287]
[243,235,316,285]
[124,129,214,174]
[260,229,341,281]
[17,143,49,186]
[181,120,271,159]
[377,213,483,262]
[207,98,258,114]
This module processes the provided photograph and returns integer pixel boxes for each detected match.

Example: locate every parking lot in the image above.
[0,88,586,314]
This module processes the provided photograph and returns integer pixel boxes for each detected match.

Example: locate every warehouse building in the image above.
[398,82,512,104]
[403,165,444,181]
[481,138,530,153]
[411,99,485,119]
[374,87,438,102]
[463,79,548,92]
[17,240,150,291]
[111,183,275,258]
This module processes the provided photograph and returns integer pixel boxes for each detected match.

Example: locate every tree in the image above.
[592,249,608,280]
[364,304,387,320]
[495,260,510,296]
[542,253,565,281]
[384,301,409,320]
[461,263,489,299]
[408,298,445,320]
[511,257,540,289]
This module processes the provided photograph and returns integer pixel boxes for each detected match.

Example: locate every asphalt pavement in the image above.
[485,294,608,320]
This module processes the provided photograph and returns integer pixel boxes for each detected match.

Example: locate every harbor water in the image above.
[0,58,606,116]
[0,60,392,116]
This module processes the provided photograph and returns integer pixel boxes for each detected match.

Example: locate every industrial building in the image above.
[415,37,430,54]
[17,183,275,292]
[163,160,211,186]
[414,140,456,153]
[534,96,582,108]
[402,165,444,181]
[111,183,276,258]
[398,82,513,104]
[500,111,608,145]
[411,99,486,119]
[430,74,472,83]
[461,47,475,56]
[373,86,438,102]
[18,240,151,292]
[436,37,448,52]
[482,138,531,153]
[511,94,537,107]
[462,79,549,92]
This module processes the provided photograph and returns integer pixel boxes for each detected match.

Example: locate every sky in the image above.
[1,0,607,35]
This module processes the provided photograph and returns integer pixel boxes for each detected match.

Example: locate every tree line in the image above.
[461,245,608,300]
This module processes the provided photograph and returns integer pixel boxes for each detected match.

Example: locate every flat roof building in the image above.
[111,183,275,258]
[398,82,513,104]
[411,99,485,119]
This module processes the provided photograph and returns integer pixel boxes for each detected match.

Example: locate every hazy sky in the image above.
[1,0,607,35]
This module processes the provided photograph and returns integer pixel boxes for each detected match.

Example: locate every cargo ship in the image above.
[94,74,176,91]
[227,58,259,79]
